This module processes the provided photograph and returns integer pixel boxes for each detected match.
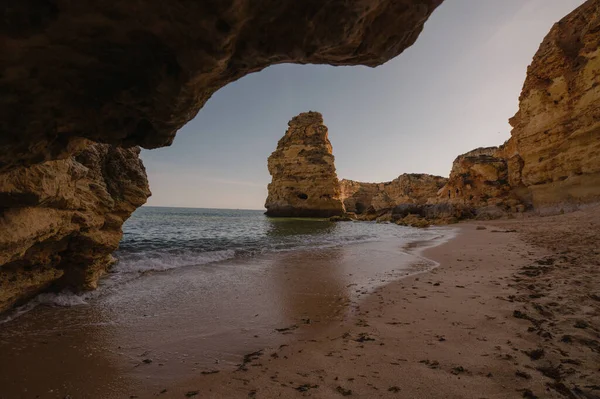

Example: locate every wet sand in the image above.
[2,206,599,398]
[0,233,450,399]
[164,206,599,399]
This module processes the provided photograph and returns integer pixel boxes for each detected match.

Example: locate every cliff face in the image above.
[506,0,600,208]
[340,174,447,214]
[0,0,442,174]
[437,147,521,211]
[265,112,344,217]
[439,0,600,212]
[0,144,150,312]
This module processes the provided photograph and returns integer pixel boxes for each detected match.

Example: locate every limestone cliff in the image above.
[0,144,150,312]
[265,112,344,217]
[437,0,600,212]
[0,0,442,173]
[506,0,600,209]
[340,174,447,214]
[436,147,522,211]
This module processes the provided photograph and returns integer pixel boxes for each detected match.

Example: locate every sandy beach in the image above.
[0,223,449,399]
[162,206,600,399]
[1,206,598,398]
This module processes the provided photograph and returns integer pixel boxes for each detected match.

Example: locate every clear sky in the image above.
[142,0,585,210]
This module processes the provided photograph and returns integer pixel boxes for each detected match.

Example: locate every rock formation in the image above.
[505,0,600,209]
[0,0,443,174]
[265,112,344,217]
[1,0,600,312]
[340,174,447,214]
[338,174,474,225]
[436,146,523,212]
[0,144,150,312]
[444,0,600,212]
[0,0,443,312]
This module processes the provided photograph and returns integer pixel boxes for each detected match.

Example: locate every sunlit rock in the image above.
[506,0,600,209]
[340,174,447,215]
[265,112,345,218]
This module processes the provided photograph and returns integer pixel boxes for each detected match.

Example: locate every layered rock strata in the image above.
[340,174,447,214]
[0,144,150,312]
[436,146,524,214]
[505,0,600,209]
[0,0,442,174]
[265,112,344,217]
[437,0,600,212]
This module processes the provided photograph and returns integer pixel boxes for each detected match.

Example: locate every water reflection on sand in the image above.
[0,227,451,399]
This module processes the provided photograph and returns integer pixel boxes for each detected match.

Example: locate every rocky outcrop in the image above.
[0,144,150,312]
[392,203,475,225]
[0,0,443,312]
[435,0,600,213]
[436,146,523,212]
[265,112,344,217]
[506,0,600,209]
[0,0,442,174]
[266,1,600,223]
[340,174,447,214]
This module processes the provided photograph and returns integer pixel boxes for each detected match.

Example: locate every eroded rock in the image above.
[441,0,600,212]
[436,146,522,214]
[265,112,344,217]
[0,0,443,173]
[507,0,600,209]
[340,174,447,215]
[0,0,444,312]
[0,144,150,312]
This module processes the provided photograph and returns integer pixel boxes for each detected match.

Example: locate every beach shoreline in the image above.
[164,205,599,399]
[0,222,452,399]
[1,206,598,398]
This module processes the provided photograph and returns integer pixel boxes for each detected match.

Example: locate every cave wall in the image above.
[0,0,443,311]
[0,0,442,173]
[0,144,150,312]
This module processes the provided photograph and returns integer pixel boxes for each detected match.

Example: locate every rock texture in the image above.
[506,0,600,209]
[438,0,600,213]
[2,0,599,312]
[0,144,150,312]
[436,146,524,212]
[266,1,600,222]
[0,0,443,312]
[340,174,447,214]
[265,112,344,217]
[0,0,442,173]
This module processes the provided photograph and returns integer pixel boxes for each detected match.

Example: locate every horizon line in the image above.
[142,204,266,211]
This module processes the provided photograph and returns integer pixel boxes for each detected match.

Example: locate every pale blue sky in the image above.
[142,0,585,210]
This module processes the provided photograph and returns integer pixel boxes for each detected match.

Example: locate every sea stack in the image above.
[265,112,345,217]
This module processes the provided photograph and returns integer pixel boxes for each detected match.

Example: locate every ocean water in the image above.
[2,206,453,316]
[114,206,447,274]
[0,206,456,398]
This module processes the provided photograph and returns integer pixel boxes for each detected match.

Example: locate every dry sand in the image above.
[163,206,600,399]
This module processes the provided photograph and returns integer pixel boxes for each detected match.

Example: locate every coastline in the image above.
[1,207,598,398]
[165,206,599,399]
[0,224,451,399]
